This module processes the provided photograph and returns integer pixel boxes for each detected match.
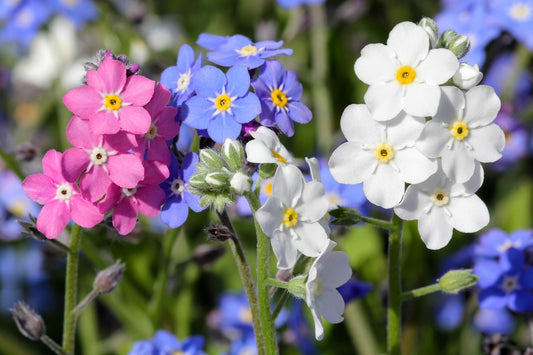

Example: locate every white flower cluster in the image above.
[245,126,352,340]
[329,21,505,250]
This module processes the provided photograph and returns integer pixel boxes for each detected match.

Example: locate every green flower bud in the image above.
[418,17,439,48]
[213,194,236,213]
[439,269,478,294]
[222,138,244,171]
[447,34,471,59]
[205,171,231,188]
[188,172,210,190]
[258,163,277,179]
[287,275,307,299]
[438,29,457,48]
[200,149,224,169]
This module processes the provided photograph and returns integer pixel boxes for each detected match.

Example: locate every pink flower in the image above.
[63,57,155,135]
[62,116,145,202]
[98,160,169,235]
[132,83,179,165]
[22,150,103,239]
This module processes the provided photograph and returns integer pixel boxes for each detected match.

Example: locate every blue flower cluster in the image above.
[128,330,207,355]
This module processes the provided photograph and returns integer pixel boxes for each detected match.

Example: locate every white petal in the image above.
[340,104,380,143]
[395,147,437,184]
[403,83,440,117]
[272,165,304,206]
[298,181,329,221]
[245,139,277,164]
[451,161,484,195]
[416,121,450,158]
[418,208,453,249]
[320,251,352,289]
[293,222,329,257]
[467,124,505,163]
[416,48,459,85]
[463,85,501,127]
[434,86,465,124]
[394,185,426,220]
[364,82,403,121]
[328,142,375,184]
[317,289,345,324]
[441,144,476,183]
[309,304,324,340]
[306,157,321,182]
[449,195,489,233]
[271,230,299,270]
[354,43,397,85]
[250,126,279,150]
[363,165,405,208]
[255,197,283,237]
[386,112,425,148]
[387,22,429,66]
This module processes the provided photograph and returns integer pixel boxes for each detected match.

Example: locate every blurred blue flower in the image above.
[0,0,53,48]
[337,277,373,304]
[161,44,203,106]
[474,228,533,259]
[183,65,261,144]
[473,308,515,335]
[435,293,466,331]
[283,299,318,355]
[128,330,207,355]
[197,33,293,69]
[251,60,312,137]
[276,0,325,9]
[49,0,98,28]
[160,152,205,228]
[224,334,258,355]
[218,292,256,339]
[489,0,533,49]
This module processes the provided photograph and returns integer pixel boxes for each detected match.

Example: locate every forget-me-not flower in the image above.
[161,44,203,106]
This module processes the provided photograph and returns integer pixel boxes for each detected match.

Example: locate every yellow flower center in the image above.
[9,199,27,217]
[215,94,231,111]
[239,308,253,324]
[431,190,449,206]
[272,151,286,164]
[396,65,416,85]
[271,89,288,108]
[171,351,184,355]
[450,121,469,140]
[263,179,273,196]
[282,208,298,228]
[239,45,258,57]
[509,3,531,22]
[374,143,394,163]
[104,94,122,111]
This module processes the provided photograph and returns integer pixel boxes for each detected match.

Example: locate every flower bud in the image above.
[439,269,478,294]
[205,224,233,242]
[418,17,439,48]
[188,172,210,190]
[447,34,471,59]
[258,163,277,179]
[438,29,457,48]
[200,149,224,169]
[10,301,46,341]
[222,138,245,171]
[452,63,483,90]
[287,275,307,299]
[230,171,252,195]
[205,171,230,188]
[93,260,126,294]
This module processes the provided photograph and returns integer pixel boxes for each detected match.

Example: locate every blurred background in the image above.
[0,0,532,354]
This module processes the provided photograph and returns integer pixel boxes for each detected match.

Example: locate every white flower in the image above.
[328,104,437,209]
[305,240,352,340]
[452,63,483,90]
[245,126,296,166]
[255,165,329,269]
[230,171,252,195]
[416,85,505,183]
[394,162,489,249]
[354,21,459,121]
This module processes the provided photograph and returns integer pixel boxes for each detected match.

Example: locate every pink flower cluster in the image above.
[23,56,179,238]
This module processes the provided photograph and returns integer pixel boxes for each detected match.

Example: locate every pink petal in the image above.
[103,131,137,152]
[135,185,165,217]
[146,139,171,165]
[121,75,155,106]
[113,198,138,235]
[66,116,98,148]
[118,106,151,134]
[70,195,103,228]
[141,160,169,184]
[86,70,107,94]
[62,148,90,182]
[155,107,179,139]
[144,83,171,116]
[42,150,65,182]
[22,174,56,204]
[89,111,121,135]
[37,200,70,239]
[97,183,122,214]
[107,154,144,188]
[63,86,102,118]
[79,167,111,202]
[96,57,126,93]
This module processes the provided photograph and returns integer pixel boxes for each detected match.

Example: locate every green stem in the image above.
[62,223,82,355]
[387,214,403,355]
[344,301,380,355]
[0,145,25,181]
[266,278,289,289]
[272,291,290,321]
[217,209,266,355]
[71,289,99,320]
[360,216,395,230]
[400,283,442,302]
[78,302,99,355]
[41,335,69,355]
[245,192,279,355]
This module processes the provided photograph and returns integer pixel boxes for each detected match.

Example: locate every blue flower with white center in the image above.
[0,0,52,48]
[474,248,533,313]
[489,0,533,49]
[474,228,533,259]
[276,0,325,9]
[183,65,261,144]
[161,44,203,106]
[251,60,312,137]
[473,308,515,335]
[160,152,205,228]
[49,0,98,28]
[337,277,373,304]
[224,334,258,355]
[197,33,293,69]
[128,330,207,355]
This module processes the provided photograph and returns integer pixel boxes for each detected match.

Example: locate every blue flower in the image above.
[473,308,515,335]
[197,33,293,69]
[276,0,325,9]
[0,0,53,48]
[475,248,533,313]
[161,44,203,106]
[160,152,205,228]
[435,294,466,331]
[474,228,533,259]
[489,0,533,49]
[493,108,530,168]
[218,292,255,338]
[283,299,318,355]
[128,330,207,355]
[224,334,258,355]
[49,0,98,28]
[337,277,373,304]
[251,60,311,137]
[183,65,261,144]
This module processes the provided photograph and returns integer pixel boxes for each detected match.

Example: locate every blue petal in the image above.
[275,110,295,136]
[160,66,179,92]
[478,288,507,310]
[283,70,303,100]
[473,228,507,258]
[197,33,229,51]
[182,152,199,181]
[176,123,196,153]
[473,259,502,288]
[473,308,515,335]
[207,114,242,143]
[160,198,189,228]
[231,93,261,124]
[206,51,241,67]
[176,44,195,70]
[288,101,312,124]
[193,65,226,97]
[184,191,204,213]
[435,294,465,330]
[508,290,533,313]
[500,248,524,274]
[259,60,284,88]
[226,65,251,98]
[183,96,213,130]
[154,330,182,351]
[519,266,533,289]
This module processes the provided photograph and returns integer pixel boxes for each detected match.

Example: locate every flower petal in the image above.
[441,144,476,183]
[387,22,429,66]
[70,195,103,228]
[467,124,505,163]
[271,230,298,270]
[463,85,501,127]
[62,148,89,182]
[118,106,151,134]
[364,82,403,121]
[416,121,450,158]
[328,142,375,185]
[418,207,453,249]
[107,154,144,188]
[416,48,458,85]
[394,185,426,221]
[363,165,404,208]
[113,198,138,235]
[449,195,489,233]
[22,174,56,204]
[394,147,437,184]
[354,43,397,85]
[403,83,440,117]
[37,200,70,239]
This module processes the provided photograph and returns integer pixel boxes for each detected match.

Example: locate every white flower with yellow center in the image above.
[245,126,296,166]
[416,85,505,183]
[354,21,459,121]
[394,162,489,249]
[328,104,437,209]
[255,165,329,269]
[305,240,352,340]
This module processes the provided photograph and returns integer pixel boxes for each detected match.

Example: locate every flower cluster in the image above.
[329,19,505,249]
[128,330,207,355]
[22,52,180,238]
